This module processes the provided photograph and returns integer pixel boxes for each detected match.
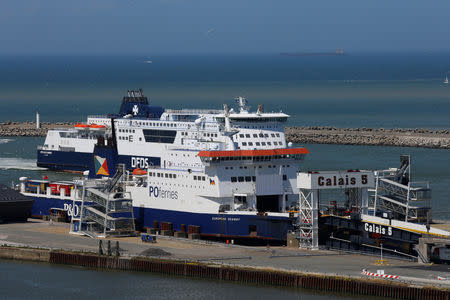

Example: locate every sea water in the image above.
[0,53,448,298]
[0,259,381,300]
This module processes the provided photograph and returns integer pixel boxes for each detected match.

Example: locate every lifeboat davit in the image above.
[132,168,147,175]
[74,123,89,130]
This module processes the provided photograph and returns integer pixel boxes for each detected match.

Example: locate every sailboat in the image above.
[445,75,449,84]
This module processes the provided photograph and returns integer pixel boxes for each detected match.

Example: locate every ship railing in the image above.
[378,178,431,201]
[87,115,109,119]
[165,108,223,115]
[82,207,134,231]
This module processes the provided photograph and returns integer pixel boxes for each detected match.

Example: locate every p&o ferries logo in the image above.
[94,155,109,176]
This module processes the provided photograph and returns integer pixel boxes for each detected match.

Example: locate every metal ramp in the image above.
[70,164,136,238]
[372,156,431,222]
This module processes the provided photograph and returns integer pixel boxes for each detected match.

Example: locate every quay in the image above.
[1,121,450,149]
[1,219,450,299]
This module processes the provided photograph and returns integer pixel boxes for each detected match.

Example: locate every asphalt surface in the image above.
[1,219,450,288]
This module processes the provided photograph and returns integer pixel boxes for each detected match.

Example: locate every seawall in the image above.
[285,126,450,149]
[1,121,450,149]
[0,246,448,300]
[0,121,73,137]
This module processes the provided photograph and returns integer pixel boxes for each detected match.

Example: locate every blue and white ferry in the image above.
[27,90,309,242]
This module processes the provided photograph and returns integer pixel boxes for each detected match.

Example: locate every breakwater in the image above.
[0,121,73,137]
[0,246,447,300]
[1,122,450,149]
[285,126,450,149]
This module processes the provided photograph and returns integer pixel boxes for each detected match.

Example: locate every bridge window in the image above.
[143,129,177,143]
[231,177,237,182]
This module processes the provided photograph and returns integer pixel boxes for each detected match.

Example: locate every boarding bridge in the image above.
[296,170,375,250]
[371,156,432,222]
[70,164,136,238]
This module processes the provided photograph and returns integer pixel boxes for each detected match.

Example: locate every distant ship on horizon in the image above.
[280,48,345,57]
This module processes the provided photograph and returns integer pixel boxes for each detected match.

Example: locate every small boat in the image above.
[445,76,449,84]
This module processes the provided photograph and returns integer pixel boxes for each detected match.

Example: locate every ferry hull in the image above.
[28,195,292,242]
[134,207,292,242]
[37,149,160,173]
[37,150,92,172]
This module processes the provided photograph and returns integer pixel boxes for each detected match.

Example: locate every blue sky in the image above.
[1,0,450,54]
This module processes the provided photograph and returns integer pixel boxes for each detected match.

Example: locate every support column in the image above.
[361,188,368,215]
[298,189,318,250]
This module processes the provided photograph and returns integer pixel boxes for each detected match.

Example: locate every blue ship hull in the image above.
[37,149,160,173]
[28,195,292,241]
[37,150,92,172]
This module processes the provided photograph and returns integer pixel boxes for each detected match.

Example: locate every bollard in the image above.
[115,241,120,257]
[98,240,103,255]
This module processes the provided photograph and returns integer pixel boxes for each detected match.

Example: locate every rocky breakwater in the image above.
[0,121,74,137]
[285,126,450,149]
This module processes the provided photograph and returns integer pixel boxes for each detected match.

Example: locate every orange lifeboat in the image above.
[74,123,89,129]
[132,168,147,175]
[89,124,106,130]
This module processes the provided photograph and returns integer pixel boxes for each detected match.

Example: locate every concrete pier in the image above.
[1,219,450,299]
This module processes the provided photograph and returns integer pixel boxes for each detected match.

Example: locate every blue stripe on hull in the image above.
[29,195,292,241]
[37,150,92,172]
[135,207,292,241]
[37,149,160,173]
[30,196,81,217]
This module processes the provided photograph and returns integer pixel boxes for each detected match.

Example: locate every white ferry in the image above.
[37,89,295,173]
[30,90,309,242]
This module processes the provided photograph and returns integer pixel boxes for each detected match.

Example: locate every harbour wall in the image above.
[0,246,448,300]
[285,126,450,149]
[1,121,450,149]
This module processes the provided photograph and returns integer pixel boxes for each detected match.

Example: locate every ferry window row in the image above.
[181,132,218,138]
[118,129,135,133]
[231,176,256,182]
[230,175,287,182]
[241,141,283,146]
[204,155,303,162]
[135,121,180,128]
[193,175,206,181]
[148,172,177,179]
[238,133,280,138]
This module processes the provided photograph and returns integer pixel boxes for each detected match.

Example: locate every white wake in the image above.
[0,157,45,170]
[0,138,13,144]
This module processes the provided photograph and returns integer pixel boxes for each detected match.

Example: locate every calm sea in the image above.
[0,53,448,298]
[0,259,379,300]
[0,53,449,128]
